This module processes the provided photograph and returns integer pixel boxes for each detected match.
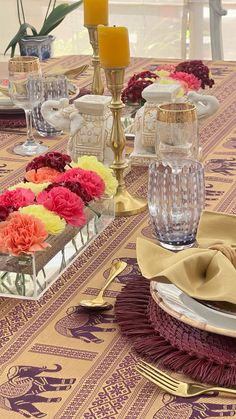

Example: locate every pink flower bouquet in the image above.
[121,60,215,105]
[0,152,117,257]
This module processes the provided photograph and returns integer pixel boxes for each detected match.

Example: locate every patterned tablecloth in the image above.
[0,56,235,419]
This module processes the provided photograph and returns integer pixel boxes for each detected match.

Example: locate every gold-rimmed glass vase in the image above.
[8,56,48,156]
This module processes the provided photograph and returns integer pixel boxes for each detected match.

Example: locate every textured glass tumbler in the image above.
[32,75,68,137]
[148,159,205,250]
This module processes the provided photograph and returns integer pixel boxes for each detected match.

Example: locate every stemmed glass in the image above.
[8,56,48,156]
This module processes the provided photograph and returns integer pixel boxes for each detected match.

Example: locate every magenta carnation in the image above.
[121,71,159,104]
[45,181,93,204]
[56,168,105,200]
[127,71,159,86]
[175,60,214,89]
[122,79,153,104]
[0,205,12,222]
[0,188,35,210]
[37,186,86,227]
[26,152,71,173]
[170,72,201,91]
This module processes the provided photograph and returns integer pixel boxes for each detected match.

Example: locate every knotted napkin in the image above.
[137,211,236,303]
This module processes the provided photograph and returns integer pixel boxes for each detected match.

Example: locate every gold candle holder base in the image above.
[105,67,147,217]
[85,25,104,95]
[114,189,147,217]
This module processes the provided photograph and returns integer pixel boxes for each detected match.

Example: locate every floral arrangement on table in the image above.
[121,60,215,106]
[0,152,118,257]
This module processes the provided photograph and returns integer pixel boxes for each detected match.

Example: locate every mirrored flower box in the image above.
[0,197,114,300]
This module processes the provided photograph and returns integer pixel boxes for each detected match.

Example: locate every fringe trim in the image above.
[115,279,236,387]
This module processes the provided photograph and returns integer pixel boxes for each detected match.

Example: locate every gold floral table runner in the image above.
[0,56,235,419]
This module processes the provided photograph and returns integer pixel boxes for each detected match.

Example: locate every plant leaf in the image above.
[4,23,38,56]
[38,1,83,36]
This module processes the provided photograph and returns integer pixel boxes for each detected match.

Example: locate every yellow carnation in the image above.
[155,69,171,78]
[8,182,50,196]
[20,204,66,235]
[71,156,118,196]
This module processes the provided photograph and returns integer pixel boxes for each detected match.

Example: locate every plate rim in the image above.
[195,298,236,319]
[150,281,236,338]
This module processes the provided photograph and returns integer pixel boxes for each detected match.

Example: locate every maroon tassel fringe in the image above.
[115,278,236,387]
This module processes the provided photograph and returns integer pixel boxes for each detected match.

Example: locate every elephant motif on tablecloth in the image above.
[55,306,116,344]
[153,394,236,419]
[205,183,224,204]
[205,157,236,176]
[0,364,75,418]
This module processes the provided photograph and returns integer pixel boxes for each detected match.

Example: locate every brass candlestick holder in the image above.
[85,25,104,95]
[104,68,147,216]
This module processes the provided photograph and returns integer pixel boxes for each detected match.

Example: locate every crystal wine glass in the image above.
[8,56,48,156]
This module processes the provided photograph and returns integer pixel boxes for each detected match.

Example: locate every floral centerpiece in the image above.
[0,152,117,257]
[0,152,117,299]
[121,60,215,106]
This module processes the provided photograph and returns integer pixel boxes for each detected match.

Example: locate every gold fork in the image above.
[136,360,236,397]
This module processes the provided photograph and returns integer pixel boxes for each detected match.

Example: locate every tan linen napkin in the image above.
[44,64,89,79]
[137,211,236,304]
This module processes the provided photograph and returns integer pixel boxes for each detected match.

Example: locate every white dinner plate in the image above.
[150,281,236,338]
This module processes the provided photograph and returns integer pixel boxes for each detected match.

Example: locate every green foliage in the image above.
[5,0,83,56]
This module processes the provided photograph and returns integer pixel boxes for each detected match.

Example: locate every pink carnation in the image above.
[0,188,35,210]
[170,72,201,92]
[56,168,105,200]
[37,186,86,227]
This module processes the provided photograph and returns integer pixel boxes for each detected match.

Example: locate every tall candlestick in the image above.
[98,26,130,68]
[85,26,104,95]
[98,26,146,216]
[105,68,147,216]
[84,0,108,26]
[103,69,147,215]
[84,0,108,95]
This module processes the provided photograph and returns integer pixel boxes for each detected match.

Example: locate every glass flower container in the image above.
[0,197,114,300]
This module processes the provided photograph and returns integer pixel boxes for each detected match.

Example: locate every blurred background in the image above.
[0,0,235,60]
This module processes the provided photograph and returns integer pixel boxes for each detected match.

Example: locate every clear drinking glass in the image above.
[156,103,199,159]
[32,75,68,137]
[8,56,48,156]
[148,159,205,251]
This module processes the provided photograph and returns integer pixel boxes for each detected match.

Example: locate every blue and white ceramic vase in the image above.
[19,35,55,61]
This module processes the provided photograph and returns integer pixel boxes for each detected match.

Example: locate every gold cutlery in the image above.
[136,360,236,397]
[79,259,127,309]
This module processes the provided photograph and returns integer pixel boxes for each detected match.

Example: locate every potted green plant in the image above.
[5,0,83,60]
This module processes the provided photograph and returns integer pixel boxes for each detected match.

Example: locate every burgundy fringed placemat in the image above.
[0,113,26,128]
[115,277,236,387]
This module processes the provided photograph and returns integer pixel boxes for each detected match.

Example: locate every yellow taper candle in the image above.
[84,0,108,26]
[98,26,130,68]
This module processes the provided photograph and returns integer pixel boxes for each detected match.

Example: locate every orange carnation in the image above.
[0,212,50,256]
[24,167,60,184]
